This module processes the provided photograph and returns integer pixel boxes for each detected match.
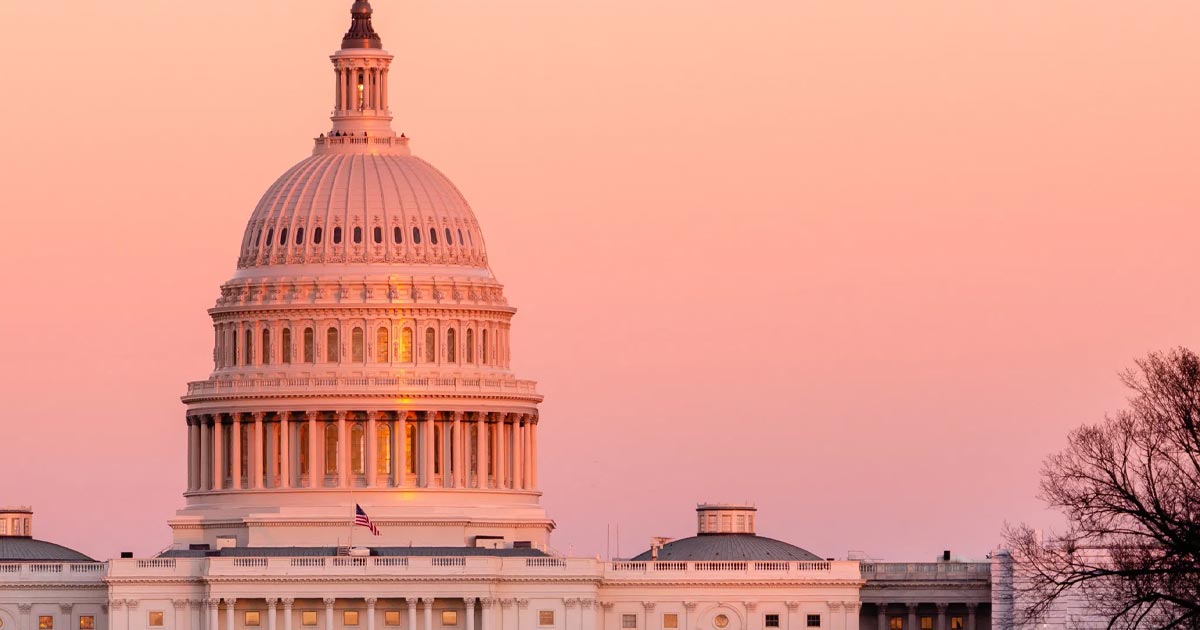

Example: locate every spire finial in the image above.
[342,0,382,50]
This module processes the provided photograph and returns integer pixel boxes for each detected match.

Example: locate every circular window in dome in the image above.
[714,616,729,629]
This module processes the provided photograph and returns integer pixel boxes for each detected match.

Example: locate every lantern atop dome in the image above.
[342,0,383,50]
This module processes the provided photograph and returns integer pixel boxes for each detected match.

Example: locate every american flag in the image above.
[355,504,381,536]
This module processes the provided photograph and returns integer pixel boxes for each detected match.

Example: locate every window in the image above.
[430,228,439,245]
[445,228,453,244]
[441,612,457,626]
[267,228,274,245]
[344,612,360,626]
[325,423,339,475]
[539,611,555,627]
[351,422,365,474]
[296,227,305,245]
[384,612,402,627]
[282,328,292,364]
[246,612,262,627]
[314,227,324,245]
[393,226,403,244]
[262,329,271,366]
[299,422,310,475]
[374,226,383,243]
[353,226,363,244]
[255,228,262,246]
[232,329,239,365]
[413,227,422,244]
[621,616,637,629]
[377,423,392,475]
[280,228,288,245]
[376,327,390,363]
[304,327,315,363]
[424,327,436,363]
[148,613,164,629]
[662,615,678,630]
[406,422,417,474]
[302,612,318,627]
[920,618,933,630]
[352,327,365,362]
[714,616,729,629]
[950,618,964,630]
[244,329,254,366]
[809,616,824,629]
[400,328,414,363]
[447,328,457,363]
[765,616,780,629]
[333,226,343,244]
[327,327,340,362]
[482,329,489,364]
[40,618,54,630]
[433,423,442,474]
[458,229,464,245]
[79,617,95,630]
[466,329,475,363]
[888,618,901,630]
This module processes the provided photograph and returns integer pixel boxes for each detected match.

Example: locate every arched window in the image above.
[352,327,365,363]
[373,227,383,244]
[280,228,288,246]
[254,229,262,247]
[333,227,343,245]
[406,422,417,474]
[412,227,422,244]
[482,329,489,364]
[244,329,253,366]
[266,228,274,246]
[261,329,271,366]
[376,327,389,363]
[281,328,292,364]
[377,423,392,476]
[314,227,324,245]
[433,423,442,474]
[424,327,436,363]
[351,423,365,475]
[393,226,402,244]
[467,230,473,246]
[446,328,457,363]
[353,226,363,244]
[296,227,305,245]
[298,422,310,475]
[445,228,453,245]
[458,229,464,245]
[466,329,475,363]
[400,328,414,363]
[430,228,438,245]
[326,327,340,363]
[324,423,338,476]
[303,327,315,363]
[241,422,252,482]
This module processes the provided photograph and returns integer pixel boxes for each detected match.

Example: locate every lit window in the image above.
[39,618,54,630]
[384,612,401,627]
[621,615,637,629]
[921,618,933,630]
[246,612,261,627]
[79,617,95,630]
[442,612,458,626]
[352,327,365,362]
[400,328,414,363]
[810,615,824,628]
[314,227,324,245]
[302,612,318,627]
[327,327,340,362]
[394,227,403,244]
[430,228,439,245]
[447,328,457,363]
[950,618,964,630]
[765,615,780,629]
[351,422,366,474]
[888,618,902,630]
[424,327,436,363]
[538,612,554,627]
[344,612,360,626]
[663,615,678,630]
[325,423,339,475]
[374,227,383,244]
[376,327,390,363]
[377,423,392,476]
[333,227,343,244]
[412,227,421,244]
[148,613,164,629]
[353,227,363,244]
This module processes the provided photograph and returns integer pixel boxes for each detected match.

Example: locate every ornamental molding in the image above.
[18,604,33,613]
[0,582,107,590]
[59,604,74,614]
[785,602,799,611]
[170,517,553,529]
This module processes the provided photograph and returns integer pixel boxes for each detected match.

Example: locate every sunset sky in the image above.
[1,1,1198,561]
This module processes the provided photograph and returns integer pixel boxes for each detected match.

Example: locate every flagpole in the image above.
[349,474,356,550]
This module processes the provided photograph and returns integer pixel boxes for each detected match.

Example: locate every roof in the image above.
[631,534,822,562]
[159,546,548,559]
[0,538,95,562]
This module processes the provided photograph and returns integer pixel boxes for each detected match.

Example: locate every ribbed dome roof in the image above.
[631,534,822,562]
[0,538,94,562]
[236,153,488,272]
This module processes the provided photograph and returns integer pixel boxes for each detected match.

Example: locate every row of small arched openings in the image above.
[216,325,496,369]
[245,223,474,256]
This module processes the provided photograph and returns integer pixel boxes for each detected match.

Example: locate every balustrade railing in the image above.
[0,562,107,580]
[186,376,539,397]
[859,562,991,580]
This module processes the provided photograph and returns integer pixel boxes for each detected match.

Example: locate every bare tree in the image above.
[1005,348,1200,630]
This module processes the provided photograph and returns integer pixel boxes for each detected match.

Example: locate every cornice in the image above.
[602,580,866,588]
[0,582,107,590]
[182,392,544,405]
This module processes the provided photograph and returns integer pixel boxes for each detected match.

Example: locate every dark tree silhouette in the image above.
[1006,348,1200,629]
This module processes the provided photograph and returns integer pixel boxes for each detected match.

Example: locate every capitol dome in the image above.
[172,1,548,554]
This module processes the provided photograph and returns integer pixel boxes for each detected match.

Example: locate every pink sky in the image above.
[1,1,1198,561]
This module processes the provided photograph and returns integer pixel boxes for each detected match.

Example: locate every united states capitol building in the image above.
[2,3,1040,630]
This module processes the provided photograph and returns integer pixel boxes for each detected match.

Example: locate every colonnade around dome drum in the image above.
[184,410,537,493]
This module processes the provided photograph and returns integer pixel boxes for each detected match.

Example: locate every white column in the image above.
[422,412,436,487]
[280,414,291,489]
[966,605,977,630]
[395,414,407,487]
[212,416,225,490]
[476,414,489,488]
[935,605,946,630]
[325,599,336,630]
[186,419,198,492]
[231,415,243,489]
[423,599,434,630]
[529,418,538,489]
[366,599,377,630]
[208,601,219,630]
[496,415,508,489]
[308,412,319,488]
[225,599,236,630]
[367,412,379,487]
[464,599,476,630]
[480,600,493,630]
[283,600,295,630]
[254,412,265,489]
[267,599,278,630]
[845,603,860,630]
[338,411,349,488]
[407,600,418,630]
[452,412,464,487]
[199,418,212,491]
